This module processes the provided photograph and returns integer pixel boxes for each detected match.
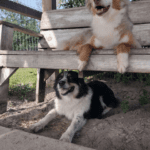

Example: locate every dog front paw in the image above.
[78,60,87,71]
[30,122,45,133]
[117,53,129,74]
[60,133,72,143]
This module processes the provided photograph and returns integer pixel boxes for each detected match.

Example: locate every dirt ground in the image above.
[0,78,150,150]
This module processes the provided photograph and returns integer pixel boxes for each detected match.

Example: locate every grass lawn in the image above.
[9,68,37,100]
[9,68,37,88]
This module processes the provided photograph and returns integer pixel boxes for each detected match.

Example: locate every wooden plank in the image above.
[129,1,150,24]
[0,25,15,114]
[1,53,150,73]
[1,48,150,55]
[40,1,150,30]
[0,21,43,38]
[42,0,56,12]
[0,68,17,86]
[36,69,55,103]
[0,0,42,20]
[0,25,14,50]
[38,24,150,49]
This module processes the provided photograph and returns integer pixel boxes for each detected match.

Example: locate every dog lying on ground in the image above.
[57,0,141,73]
[30,71,119,142]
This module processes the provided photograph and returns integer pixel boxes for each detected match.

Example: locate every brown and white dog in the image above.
[57,0,141,73]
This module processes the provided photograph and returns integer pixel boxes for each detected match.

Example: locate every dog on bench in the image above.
[56,0,141,73]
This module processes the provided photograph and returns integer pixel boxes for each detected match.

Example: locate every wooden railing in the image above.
[0,0,57,113]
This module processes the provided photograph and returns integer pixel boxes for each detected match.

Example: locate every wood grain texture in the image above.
[0,0,42,20]
[0,25,15,112]
[38,24,150,49]
[1,48,150,55]
[42,0,56,12]
[0,21,43,38]
[36,69,46,103]
[0,68,17,86]
[40,1,150,30]
[0,25,14,50]
[1,53,150,73]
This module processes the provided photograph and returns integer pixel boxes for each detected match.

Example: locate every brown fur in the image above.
[64,43,70,50]
[115,31,134,54]
[71,38,84,50]
[116,43,131,54]
[112,0,121,10]
[77,44,93,61]
[114,23,134,54]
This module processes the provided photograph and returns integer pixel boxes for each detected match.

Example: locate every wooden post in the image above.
[42,0,56,11]
[36,69,55,103]
[0,24,14,113]
[36,0,57,103]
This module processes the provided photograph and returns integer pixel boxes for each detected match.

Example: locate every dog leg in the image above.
[60,115,87,142]
[77,44,93,71]
[116,43,130,74]
[102,107,112,115]
[30,108,57,132]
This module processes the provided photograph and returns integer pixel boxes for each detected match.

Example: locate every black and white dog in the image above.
[31,71,119,142]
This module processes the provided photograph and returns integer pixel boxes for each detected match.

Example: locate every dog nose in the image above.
[59,81,65,87]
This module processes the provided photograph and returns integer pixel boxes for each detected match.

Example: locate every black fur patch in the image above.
[84,81,119,119]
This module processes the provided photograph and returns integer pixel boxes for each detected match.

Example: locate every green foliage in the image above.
[9,84,34,100]
[114,73,133,84]
[139,89,150,106]
[9,68,37,100]
[121,100,129,113]
[58,0,85,8]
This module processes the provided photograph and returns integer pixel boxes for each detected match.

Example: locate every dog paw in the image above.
[30,123,44,133]
[117,53,129,74]
[59,133,71,143]
[78,60,87,71]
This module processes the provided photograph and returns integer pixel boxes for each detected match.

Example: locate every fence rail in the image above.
[0,0,42,20]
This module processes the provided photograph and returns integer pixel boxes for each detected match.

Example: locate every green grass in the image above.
[121,100,129,113]
[9,68,37,88]
[9,68,37,100]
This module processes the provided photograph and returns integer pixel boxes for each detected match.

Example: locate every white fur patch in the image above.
[55,87,92,120]
[117,53,129,74]
[78,60,88,71]
[102,107,112,115]
[100,96,106,109]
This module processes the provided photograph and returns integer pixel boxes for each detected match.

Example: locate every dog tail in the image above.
[56,30,92,51]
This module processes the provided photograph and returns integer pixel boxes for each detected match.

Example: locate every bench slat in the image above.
[1,50,150,73]
[41,1,150,30]
[1,48,150,55]
[39,24,150,49]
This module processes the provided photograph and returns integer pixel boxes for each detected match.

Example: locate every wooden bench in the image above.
[0,0,150,113]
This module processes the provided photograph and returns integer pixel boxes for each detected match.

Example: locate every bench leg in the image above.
[0,79,9,113]
[36,69,57,103]
[0,25,14,113]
